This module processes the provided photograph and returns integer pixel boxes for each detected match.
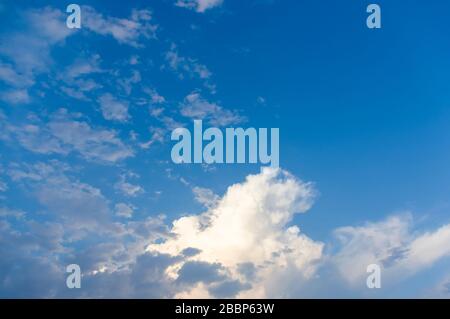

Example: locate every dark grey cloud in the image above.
[181,247,201,257]
[0,218,65,298]
[78,252,180,298]
[209,280,250,298]
[176,261,226,284]
[445,282,450,294]
[237,262,257,281]
[381,246,410,268]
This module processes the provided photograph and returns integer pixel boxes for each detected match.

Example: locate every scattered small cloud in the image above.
[115,203,135,218]
[192,186,219,208]
[165,44,211,80]
[129,55,140,65]
[82,6,158,47]
[139,127,165,149]
[1,89,31,105]
[143,87,166,105]
[175,0,223,13]
[114,174,144,197]
[179,92,245,126]
[0,109,134,163]
[0,62,35,88]
[256,96,266,106]
[98,93,130,122]
[117,70,141,95]
[0,179,7,192]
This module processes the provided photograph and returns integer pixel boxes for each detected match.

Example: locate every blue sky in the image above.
[1,0,450,298]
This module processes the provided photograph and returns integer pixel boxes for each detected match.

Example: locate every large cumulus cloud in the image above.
[149,167,324,298]
[2,167,450,298]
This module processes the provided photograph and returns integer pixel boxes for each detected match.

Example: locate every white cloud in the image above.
[114,174,144,197]
[332,215,412,286]
[0,6,156,106]
[115,203,135,218]
[175,0,223,13]
[0,7,74,107]
[139,127,165,150]
[149,167,323,298]
[3,162,450,297]
[0,109,134,163]
[0,207,24,218]
[60,87,88,101]
[180,92,245,126]
[143,87,166,105]
[65,55,103,79]
[0,179,7,192]
[192,186,219,209]
[0,89,31,105]
[257,96,266,106]
[48,110,133,162]
[165,44,212,80]
[0,7,72,75]
[58,54,105,101]
[58,55,104,101]
[8,161,110,229]
[332,214,450,288]
[405,224,450,269]
[117,70,141,95]
[129,55,140,65]
[36,178,110,227]
[98,93,130,122]
[82,6,158,47]
[430,277,450,298]
[163,44,216,93]
[0,63,35,88]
